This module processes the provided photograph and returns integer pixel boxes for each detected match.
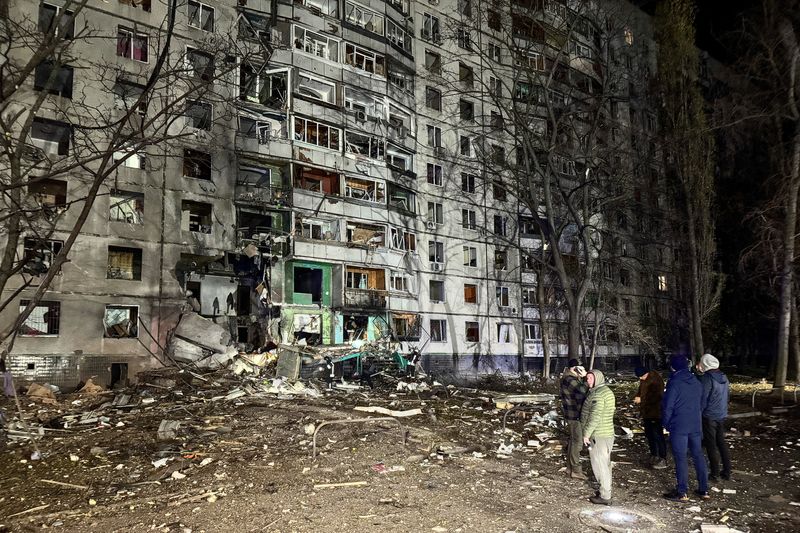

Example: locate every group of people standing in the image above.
[560,353,732,505]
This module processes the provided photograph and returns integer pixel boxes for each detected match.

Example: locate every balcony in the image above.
[344,288,387,309]
[235,184,292,208]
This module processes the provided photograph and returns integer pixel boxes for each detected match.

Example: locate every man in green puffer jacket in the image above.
[581,369,616,505]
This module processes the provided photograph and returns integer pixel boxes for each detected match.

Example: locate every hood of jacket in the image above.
[707,369,728,384]
[590,369,606,388]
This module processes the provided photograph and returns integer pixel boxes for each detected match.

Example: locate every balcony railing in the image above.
[344,288,387,308]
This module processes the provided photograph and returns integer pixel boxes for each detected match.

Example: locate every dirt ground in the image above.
[0,373,799,533]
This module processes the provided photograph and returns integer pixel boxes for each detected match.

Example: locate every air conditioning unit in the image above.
[355,110,366,122]
[428,0,439,5]
[431,263,442,272]
[426,221,437,230]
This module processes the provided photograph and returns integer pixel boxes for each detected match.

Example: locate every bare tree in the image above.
[654,0,722,361]
[0,0,267,354]
[422,0,664,374]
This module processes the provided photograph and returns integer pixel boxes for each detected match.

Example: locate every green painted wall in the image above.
[284,260,332,306]
[281,307,333,345]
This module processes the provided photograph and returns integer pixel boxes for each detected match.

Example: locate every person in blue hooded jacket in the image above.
[662,355,709,501]
[696,353,731,481]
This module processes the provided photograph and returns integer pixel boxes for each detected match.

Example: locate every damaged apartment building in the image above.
[2,0,684,388]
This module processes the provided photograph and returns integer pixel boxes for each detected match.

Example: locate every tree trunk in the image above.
[685,204,705,361]
[568,306,581,365]
[537,278,551,378]
[775,127,800,390]
[791,297,800,381]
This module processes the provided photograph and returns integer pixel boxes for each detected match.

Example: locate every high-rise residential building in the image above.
[1,0,685,387]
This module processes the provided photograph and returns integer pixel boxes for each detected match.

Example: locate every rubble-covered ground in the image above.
[1,371,799,533]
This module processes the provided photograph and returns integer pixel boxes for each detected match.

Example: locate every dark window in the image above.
[457,28,471,50]
[181,201,213,233]
[465,321,479,342]
[38,3,74,39]
[29,178,67,206]
[183,148,212,180]
[425,87,442,111]
[33,62,73,98]
[30,118,71,156]
[488,10,501,31]
[187,48,215,81]
[493,180,507,201]
[188,0,215,32]
[294,266,323,304]
[459,63,473,86]
[425,50,441,74]
[185,101,212,130]
[429,280,445,302]
[119,0,152,11]
[107,246,143,280]
[109,190,144,224]
[459,99,474,121]
[22,238,63,275]
[461,173,476,193]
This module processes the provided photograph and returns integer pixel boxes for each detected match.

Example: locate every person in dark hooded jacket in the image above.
[697,353,731,481]
[662,355,709,501]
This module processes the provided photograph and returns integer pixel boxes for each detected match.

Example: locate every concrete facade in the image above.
[2,0,683,387]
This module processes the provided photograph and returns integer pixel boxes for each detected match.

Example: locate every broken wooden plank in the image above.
[313,481,368,489]
[353,406,422,417]
[39,479,89,490]
[7,504,51,518]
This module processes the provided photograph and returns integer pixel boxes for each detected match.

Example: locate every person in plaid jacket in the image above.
[560,358,589,479]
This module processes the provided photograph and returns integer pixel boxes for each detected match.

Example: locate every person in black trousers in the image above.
[697,354,732,481]
[634,366,668,469]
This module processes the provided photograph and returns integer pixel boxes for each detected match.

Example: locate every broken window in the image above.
[120,0,152,11]
[104,305,139,338]
[497,322,514,343]
[464,283,477,303]
[188,1,214,32]
[388,64,413,94]
[390,228,416,252]
[294,165,340,194]
[428,240,444,263]
[34,62,73,98]
[346,221,385,246]
[39,3,74,38]
[109,190,144,224]
[239,64,287,107]
[465,321,479,342]
[30,117,71,156]
[429,281,445,303]
[293,267,323,304]
[388,184,415,213]
[491,111,504,130]
[23,238,63,275]
[463,245,477,267]
[183,148,212,180]
[461,209,478,229]
[299,217,338,241]
[344,43,385,76]
[238,116,276,144]
[297,73,336,104]
[113,79,147,116]
[522,287,536,305]
[427,201,443,224]
[107,246,143,280]
[345,1,384,35]
[425,50,441,74]
[294,116,341,150]
[295,26,339,61]
[392,312,419,339]
[425,87,442,111]
[429,318,447,341]
[238,165,281,189]
[344,176,385,203]
[345,132,385,160]
[422,13,440,41]
[29,178,67,207]
[521,253,536,270]
[113,144,146,169]
[386,145,413,170]
[181,200,213,233]
[299,0,338,16]
[344,87,385,120]
[458,63,474,87]
[187,48,215,81]
[387,20,411,53]
[185,100,212,130]
[18,300,60,336]
[494,249,508,270]
[117,27,148,62]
